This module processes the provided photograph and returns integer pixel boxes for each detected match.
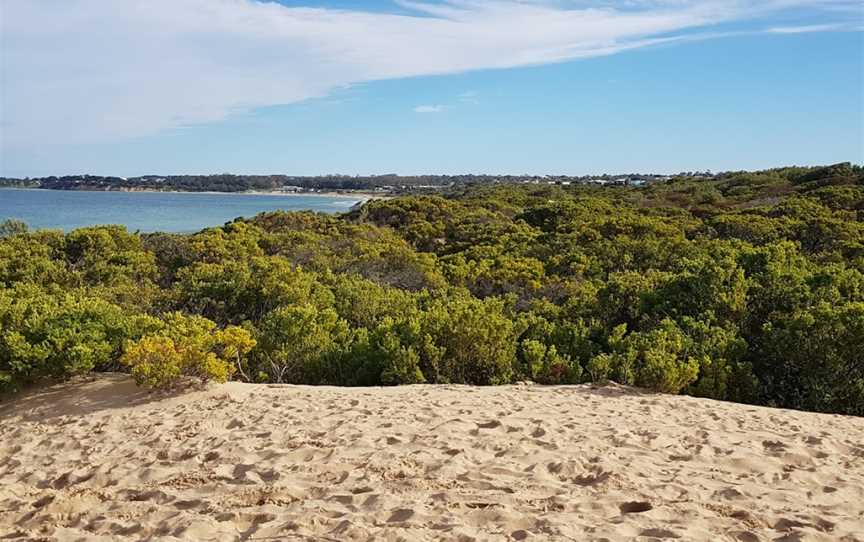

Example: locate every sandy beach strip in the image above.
[1,374,862,541]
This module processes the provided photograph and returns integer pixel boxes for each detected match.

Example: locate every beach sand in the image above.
[1,374,862,541]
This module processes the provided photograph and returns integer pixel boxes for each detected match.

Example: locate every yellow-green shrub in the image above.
[121,312,255,389]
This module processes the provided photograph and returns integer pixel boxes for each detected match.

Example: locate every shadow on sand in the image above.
[0,373,654,424]
[0,373,188,422]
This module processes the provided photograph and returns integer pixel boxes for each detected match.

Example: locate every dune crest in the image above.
[1,374,862,541]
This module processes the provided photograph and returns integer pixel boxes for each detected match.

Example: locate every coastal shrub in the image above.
[422,295,518,385]
[756,302,864,415]
[586,353,613,383]
[65,225,158,287]
[629,323,700,394]
[347,319,426,385]
[252,304,351,384]
[3,164,863,414]
[520,339,581,384]
[516,305,606,382]
[375,334,426,385]
[443,249,546,299]
[587,321,699,394]
[186,222,266,264]
[677,319,756,402]
[122,336,185,389]
[0,219,28,238]
[327,273,418,329]
[597,270,671,329]
[121,312,255,389]
[710,214,790,245]
[173,256,333,324]
[0,230,68,288]
[0,286,142,392]
[645,252,748,324]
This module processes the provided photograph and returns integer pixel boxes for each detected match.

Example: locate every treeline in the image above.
[0,178,39,188]
[0,163,862,414]
[1,172,675,193]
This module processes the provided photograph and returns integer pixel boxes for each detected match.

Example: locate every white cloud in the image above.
[1,0,859,149]
[414,105,446,113]
[767,23,850,33]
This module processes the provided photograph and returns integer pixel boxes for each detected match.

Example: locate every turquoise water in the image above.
[0,188,362,233]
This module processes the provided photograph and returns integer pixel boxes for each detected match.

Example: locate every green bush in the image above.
[756,302,864,415]
[348,319,427,385]
[252,304,351,384]
[422,295,517,385]
[121,312,254,389]
[586,321,700,394]
[520,339,581,384]
[2,164,862,414]
[0,286,147,392]
[0,219,28,238]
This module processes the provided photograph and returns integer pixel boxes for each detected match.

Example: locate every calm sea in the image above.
[0,188,363,233]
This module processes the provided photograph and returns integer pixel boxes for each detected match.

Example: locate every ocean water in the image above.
[0,188,363,233]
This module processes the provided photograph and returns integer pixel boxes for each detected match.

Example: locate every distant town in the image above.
[0,171,717,195]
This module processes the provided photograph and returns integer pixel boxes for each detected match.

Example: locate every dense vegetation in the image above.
[1,163,862,415]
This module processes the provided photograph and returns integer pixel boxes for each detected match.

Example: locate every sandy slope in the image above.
[0,375,862,541]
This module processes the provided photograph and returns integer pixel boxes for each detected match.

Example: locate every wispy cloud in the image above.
[1,0,859,149]
[767,23,852,33]
[414,105,446,113]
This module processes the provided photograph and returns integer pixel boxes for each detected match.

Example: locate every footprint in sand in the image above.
[226,418,245,430]
[732,531,760,542]
[713,487,745,500]
[640,527,681,539]
[477,420,501,429]
[762,440,787,453]
[572,470,612,487]
[173,499,205,510]
[31,495,54,508]
[387,508,414,522]
[619,501,653,514]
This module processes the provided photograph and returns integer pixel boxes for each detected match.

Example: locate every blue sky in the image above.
[1,0,862,177]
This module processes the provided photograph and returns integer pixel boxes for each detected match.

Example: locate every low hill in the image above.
[1,374,861,541]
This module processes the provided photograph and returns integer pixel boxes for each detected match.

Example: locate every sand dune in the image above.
[1,374,862,541]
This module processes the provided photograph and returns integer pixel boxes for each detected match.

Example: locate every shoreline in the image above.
[0,186,390,200]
